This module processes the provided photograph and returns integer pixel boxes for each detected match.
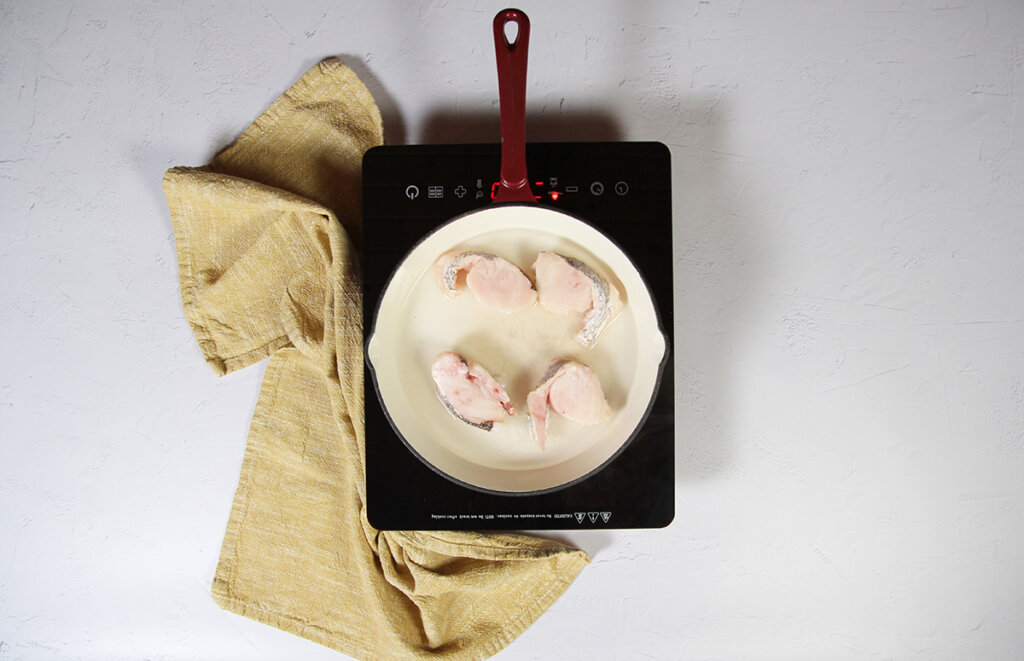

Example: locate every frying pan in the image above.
[366,9,668,494]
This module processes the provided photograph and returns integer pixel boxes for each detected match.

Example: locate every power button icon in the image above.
[405,185,419,200]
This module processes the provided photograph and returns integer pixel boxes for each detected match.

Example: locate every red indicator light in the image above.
[550,192,560,201]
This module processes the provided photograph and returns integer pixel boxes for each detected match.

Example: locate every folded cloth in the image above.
[162,58,588,660]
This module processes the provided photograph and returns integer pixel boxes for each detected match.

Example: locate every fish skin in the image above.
[533,252,616,346]
[438,251,491,295]
[526,361,564,450]
[438,396,496,431]
[527,359,611,449]
[436,251,537,312]
[431,352,514,431]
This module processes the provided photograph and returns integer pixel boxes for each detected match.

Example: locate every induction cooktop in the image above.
[362,142,673,530]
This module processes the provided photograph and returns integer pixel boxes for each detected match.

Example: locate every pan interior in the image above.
[368,205,665,493]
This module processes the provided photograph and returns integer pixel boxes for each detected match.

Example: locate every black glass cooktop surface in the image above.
[362,142,673,530]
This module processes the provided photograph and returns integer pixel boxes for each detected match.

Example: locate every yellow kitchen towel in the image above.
[162,58,588,660]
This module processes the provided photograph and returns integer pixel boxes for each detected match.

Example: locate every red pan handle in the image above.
[492,9,536,204]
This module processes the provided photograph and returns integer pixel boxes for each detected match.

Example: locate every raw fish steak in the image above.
[532,252,619,346]
[436,251,537,312]
[526,360,612,449]
[431,352,516,431]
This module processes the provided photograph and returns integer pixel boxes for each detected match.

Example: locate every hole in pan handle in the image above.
[492,8,536,204]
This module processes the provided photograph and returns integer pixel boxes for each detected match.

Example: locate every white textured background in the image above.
[2,1,1023,659]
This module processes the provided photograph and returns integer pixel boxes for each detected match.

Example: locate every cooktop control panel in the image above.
[362,142,674,530]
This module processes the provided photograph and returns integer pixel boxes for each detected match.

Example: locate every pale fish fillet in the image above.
[431,352,516,431]
[533,252,619,346]
[527,360,612,449]
[436,251,537,313]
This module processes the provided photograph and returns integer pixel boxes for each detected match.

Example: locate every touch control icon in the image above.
[590,181,604,196]
[405,185,419,200]
[615,181,629,196]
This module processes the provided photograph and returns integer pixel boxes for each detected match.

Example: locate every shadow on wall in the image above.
[340,56,408,146]
[418,109,622,144]
[670,95,759,484]
[345,52,624,145]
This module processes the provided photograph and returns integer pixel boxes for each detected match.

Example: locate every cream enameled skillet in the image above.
[365,9,667,494]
